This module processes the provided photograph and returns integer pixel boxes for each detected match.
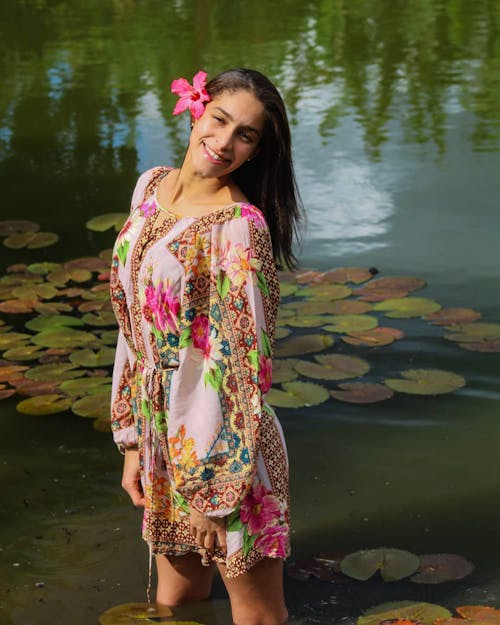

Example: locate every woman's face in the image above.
[188,89,265,178]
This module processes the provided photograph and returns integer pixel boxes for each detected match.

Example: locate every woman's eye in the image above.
[213,116,224,124]
[240,132,252,142]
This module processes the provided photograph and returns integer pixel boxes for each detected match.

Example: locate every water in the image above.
[0,1,499,623]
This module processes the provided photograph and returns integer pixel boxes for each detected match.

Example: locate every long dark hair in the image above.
[206,68,303,270]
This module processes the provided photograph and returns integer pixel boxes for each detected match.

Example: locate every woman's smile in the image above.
[202,141,230,164]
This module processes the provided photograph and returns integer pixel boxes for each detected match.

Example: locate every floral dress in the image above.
[110,166,290,577]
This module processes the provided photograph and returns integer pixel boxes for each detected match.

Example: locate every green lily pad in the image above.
[305,353,371,380]
[26,232,59,249]
[0,220,40,236]
[99,603,173,625]
[275,327,291,340]
[25,315,85,332]
[3,232,36,249]
[320,267,374,284]
[47,268,93,285]
[300,284,352,301]
[61,377,112,395]
[279,282,299,297]
[93,417,112,433]
[27,262,63,275]
[86,212,128,233]
[286,315,331,328]
[99,329,119,345]
[410,554,475,584]
[373,297,441,318]
[81,287,110,301]
[69,347,116,367]
[323,314,378,334]
[342,327,404,347]
[0,332,31,350]
[384,369,466,395]
[330,383,394,403]
[31,328,99,348]
[266,381,329,408]
[17,394,72,415]
[444,322,500,342]
[272,359,299,384]
[356,276,427,302]
[2,345,46,361]
[82,311,117,327]
[274,334,334,357]
[359,602,452,625]
[72,392,112,419]
[342,548,420,582]
[424,308,482,326]
[283,300,373,315]
[12,283,58,300]
[26,363,85,382]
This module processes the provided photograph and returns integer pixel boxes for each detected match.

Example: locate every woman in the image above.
[110,68,302,625]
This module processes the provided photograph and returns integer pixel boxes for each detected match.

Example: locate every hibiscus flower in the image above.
[258,354,273,393]
[240,483,281,536]
[255,523,288,558]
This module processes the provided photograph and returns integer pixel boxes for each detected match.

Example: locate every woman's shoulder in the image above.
[130,165,172,211]
[233,202,269,231]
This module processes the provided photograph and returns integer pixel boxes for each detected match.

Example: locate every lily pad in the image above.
[342,548,420,582]
[27,262,63,275]
[12,379,62,396]
[279,282,299,297]
[455,607,500,621]
[26,231,59,249]
[26,363,85,382]
[0,220,40,236]
[330,383,394,403]
[373,297,441,318]
[61,377,112,395]
[0,364,29,382]
[0,298,39,313]
[384,369,466,395]
[35,302,74,314]
[323,314,378,334]
[458,340,500,352]
[266,381,329,408]
[356,277,427,302]
[0,332,32,350]
[31,328,99,348]
[274,334,334,358]
[320,267,374,284]
[410,554,475,584]
[99,329,119,345]
[342,327,404,347]
[300,284,352,301]
[444,322,500,342]
[283,300,373,315]
[0,387,15,399]
[424,308,482,326]
[98,602,174,624]
[47,268,93,285]
[360,603,452,625]
[272,359,299,384]
[12,283,58,299]
[72,392,112,419]
[2,345,46,361]
[17,394,72,415]
[82,311,117,327]
[25,315,85,332]
[69,347,116,367]
[286,315,331,328]
[275,327,291,340]
[294,270,323,284]
[301,353,371,380]
[65,256,109,272]
[86,212,128,232]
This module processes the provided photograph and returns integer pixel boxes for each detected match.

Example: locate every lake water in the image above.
[0,1,499,624]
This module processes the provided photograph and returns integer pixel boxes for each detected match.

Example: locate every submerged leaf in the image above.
[384,369,466,395]
[410,554,475,584]
[342,548,420,582]
[98,601,173,624]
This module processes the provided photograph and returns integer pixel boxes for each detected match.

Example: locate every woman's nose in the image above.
[216,127,233,151]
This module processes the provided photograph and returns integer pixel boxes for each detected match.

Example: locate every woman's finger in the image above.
[216,527,227,553]
[204,531,215,553]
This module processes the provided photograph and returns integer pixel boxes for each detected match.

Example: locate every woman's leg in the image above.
[156,552,215,605]
[217,558,288,625]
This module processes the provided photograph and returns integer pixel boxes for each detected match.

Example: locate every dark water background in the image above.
[0,1,499,624]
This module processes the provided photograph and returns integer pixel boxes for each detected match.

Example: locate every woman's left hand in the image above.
[189,506,227,555]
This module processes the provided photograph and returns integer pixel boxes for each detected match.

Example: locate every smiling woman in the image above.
[109,68,303,625]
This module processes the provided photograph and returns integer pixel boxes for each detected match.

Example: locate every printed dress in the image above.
[110,166,290,577]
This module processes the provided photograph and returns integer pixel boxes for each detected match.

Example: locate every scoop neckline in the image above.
[153,169,242,220]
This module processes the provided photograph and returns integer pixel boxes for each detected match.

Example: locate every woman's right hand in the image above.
[121,449,146,507]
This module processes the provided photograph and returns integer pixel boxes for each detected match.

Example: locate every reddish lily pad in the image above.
[385,369,466,395]
[274,334,334,357]
[458,340,500,352]
[12,378,62,396]
[17,394,72,415]
[410,554,475,584]
[330,383,394,403]
[444,322,500,342]
[72,392,112,419]
[355,277,427,302]
[65,256,109,272]
[86,212,128,232]
[0,387,15,399]
[373,297,441,318]
[323,314,378,334]
[307,353,371,379]
[342,548,420,582]
[25,363,85,382]
[360,603,452,625]
[35,302,74,314]
[342,327,404,347]
[266,381,329,408]
[98,602,178,625]
[455,607,500,621]
[0,364,29,382]
[424,308,482,326]
[0,298,39,313]
[0,220,40,236]
[294,270,323,284]
[320,267,374,284]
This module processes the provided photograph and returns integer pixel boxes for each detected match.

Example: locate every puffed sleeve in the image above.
[166,205,280,516]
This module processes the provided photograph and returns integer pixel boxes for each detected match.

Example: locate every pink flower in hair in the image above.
[171,71,211,119]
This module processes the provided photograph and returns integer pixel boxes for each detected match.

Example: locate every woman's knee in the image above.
[155,552,214,606]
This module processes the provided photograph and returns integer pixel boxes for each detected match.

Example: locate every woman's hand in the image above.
[189,506,227,555]
[121,449,146,507]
